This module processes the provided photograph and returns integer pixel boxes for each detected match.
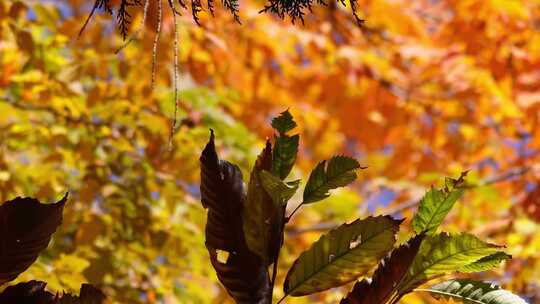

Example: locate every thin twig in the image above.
[151,0,163,90]
[168,0,180,151]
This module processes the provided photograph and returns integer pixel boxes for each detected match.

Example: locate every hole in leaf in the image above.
[328,254,335,263]
[349,235,362,249]
[216,249,230,264]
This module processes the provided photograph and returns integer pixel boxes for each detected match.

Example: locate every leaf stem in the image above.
[286,202,304,223]
[276,294,287,304]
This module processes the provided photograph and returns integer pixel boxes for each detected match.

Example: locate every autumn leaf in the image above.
[272,110,299,180]
[283,216,402,296]
[412,173,467,235]
[0,194,67,286]
[200,130,271,303]
[340,234,425,304]
[243,141,284,265]
[397,233,503,296]
[259,170,300,206]
[303,156,363,204]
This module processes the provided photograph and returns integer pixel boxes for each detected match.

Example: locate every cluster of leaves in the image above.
[85,0,361,37]
[0,195,107,303]
[199,110,527,303]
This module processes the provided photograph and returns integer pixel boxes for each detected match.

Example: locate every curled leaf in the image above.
[200,131,271,303]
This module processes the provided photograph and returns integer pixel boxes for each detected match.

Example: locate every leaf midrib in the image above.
[402,243,493,292]
[287,226,392,295]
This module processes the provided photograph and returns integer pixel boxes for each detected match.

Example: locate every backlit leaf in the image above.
[397,233,502,296]
[458,252,512,273]
[412,173,467,235]
[284,216,402,296]
[303,156,363,204]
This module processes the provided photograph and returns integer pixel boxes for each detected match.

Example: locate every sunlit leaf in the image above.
[284,216,402,296]
[412,173,467,235]
[397,233,503,296]
[458,252,512,273]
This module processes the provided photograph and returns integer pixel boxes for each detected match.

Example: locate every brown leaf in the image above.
[200,130,271,303]
[0,194,67,286]
[340,234,425,304]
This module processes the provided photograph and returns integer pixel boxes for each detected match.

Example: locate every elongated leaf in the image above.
[271,110,299,180]
[458,252,511,273]
[200,131,271,303]
[412,174,466,235]
[341,234,425,304]
[303,156,363,204]
[271,110,297,134]
[243,141,283,265]
[420,279,527,304]
[272,134,299,180]
[0,194,67,286]
[259,170,300,206]
[397,233,502,296]
[284,216,402,296]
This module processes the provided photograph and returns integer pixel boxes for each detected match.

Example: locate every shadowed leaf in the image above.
[420,279,527,304]
[0,194,67,286]
[303,156,363,204]
[200,130,271,303]
[284,216,402,296]
[340,234,425,304]
[271,110,297,134]
[243,141,284,265]
[0,281,107,304]
[259,170,300,206]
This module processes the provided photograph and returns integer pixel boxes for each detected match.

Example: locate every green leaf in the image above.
[419,279,527,304]
[412,174,467,235]
[340,234,425,304]
[259,170,300,206]
[303,156,362,204]
[283,216,402,296]
[458,252,511,273]
[271,110,297,134]
[397,233,502,295]
[243,141,283,265]
[272,134,299,180]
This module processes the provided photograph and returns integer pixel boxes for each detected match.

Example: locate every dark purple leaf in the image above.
[200,130,271,303]
[0,194,67,285]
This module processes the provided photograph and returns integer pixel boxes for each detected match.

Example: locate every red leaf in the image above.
[341,234,425,304]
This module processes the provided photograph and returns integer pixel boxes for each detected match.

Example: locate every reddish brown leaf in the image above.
[0,194,67,286]
[200,130,271,303]
[340,234,425,304]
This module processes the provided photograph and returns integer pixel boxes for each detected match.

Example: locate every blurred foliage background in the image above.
[1,0,540,303]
